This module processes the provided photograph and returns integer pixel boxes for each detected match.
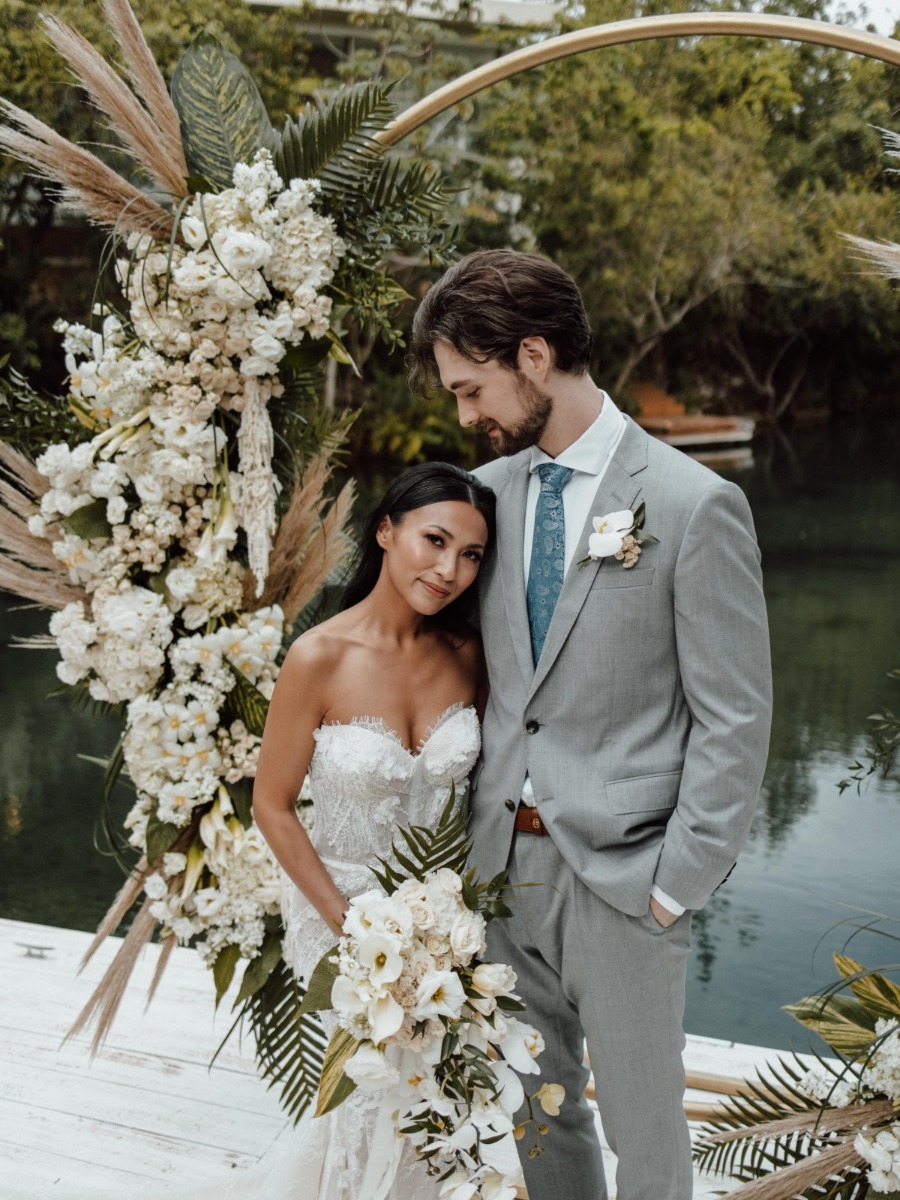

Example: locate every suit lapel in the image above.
[495,455,534,690]
[527,419,649,701]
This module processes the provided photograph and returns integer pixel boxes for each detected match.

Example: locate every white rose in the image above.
[449,911,486,965]
[344,1044,400,1092]
[216,230,271,274]
[181,215,207,250]
[471,962,518,998]
[250,333,285,362]
[166,568,197,602]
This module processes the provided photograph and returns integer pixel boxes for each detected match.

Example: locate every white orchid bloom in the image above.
[588,509,635,559]
[412,970,467,1021]
[490,1060,526,1115]
[357,933,405,988]
[481,1172,520,1200]
[438,1171,477,1200]
[535,1081,566,1116]
[499,1019,544,1075]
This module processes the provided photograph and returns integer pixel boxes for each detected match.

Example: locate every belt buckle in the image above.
[531,813,542,832]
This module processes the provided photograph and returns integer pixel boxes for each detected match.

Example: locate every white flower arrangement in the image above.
[300,800,564,1200]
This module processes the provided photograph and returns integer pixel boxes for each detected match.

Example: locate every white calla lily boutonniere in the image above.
[579,502,658,570]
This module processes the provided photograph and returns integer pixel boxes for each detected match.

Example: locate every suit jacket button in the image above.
[504,798,516,812]
[525,719,540,734]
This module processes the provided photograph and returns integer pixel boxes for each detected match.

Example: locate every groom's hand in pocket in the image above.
[649,895,679,928]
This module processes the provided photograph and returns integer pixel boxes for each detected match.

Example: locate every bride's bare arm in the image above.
[252,636,347,935]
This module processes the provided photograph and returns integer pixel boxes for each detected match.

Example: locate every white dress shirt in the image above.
[519,391,684,916]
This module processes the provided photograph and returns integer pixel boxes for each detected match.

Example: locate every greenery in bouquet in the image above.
[298,793,564,1200]
[0,0,453,1118]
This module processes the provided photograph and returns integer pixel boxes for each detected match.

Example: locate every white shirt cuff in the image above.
[650,885,685,916]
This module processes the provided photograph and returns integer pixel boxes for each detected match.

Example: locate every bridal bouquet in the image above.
[300,796,564,1200]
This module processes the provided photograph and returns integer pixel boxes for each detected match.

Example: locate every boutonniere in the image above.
[578,502,658,570]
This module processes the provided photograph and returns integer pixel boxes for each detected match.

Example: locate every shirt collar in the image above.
[528,390,624,476]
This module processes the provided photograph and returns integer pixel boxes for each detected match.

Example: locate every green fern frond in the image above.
[274,81,395,192]
[368,156,452,219]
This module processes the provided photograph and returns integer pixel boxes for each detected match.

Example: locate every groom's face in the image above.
[434,340,553,457]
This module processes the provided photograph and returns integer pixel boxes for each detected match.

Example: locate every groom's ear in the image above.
[517,336,553,380]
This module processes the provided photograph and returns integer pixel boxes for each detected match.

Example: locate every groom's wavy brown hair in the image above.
[407,249,594,394]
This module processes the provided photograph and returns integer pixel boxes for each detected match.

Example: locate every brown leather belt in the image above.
[514,803,549,836]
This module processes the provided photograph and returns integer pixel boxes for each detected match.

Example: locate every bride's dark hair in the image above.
[340,462,496,633]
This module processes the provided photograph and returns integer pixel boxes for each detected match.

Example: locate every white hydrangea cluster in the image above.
[32,149,344,973]
[864,1019,900,1102]
[797,1066,866,1109]
[854,1122,900,1194]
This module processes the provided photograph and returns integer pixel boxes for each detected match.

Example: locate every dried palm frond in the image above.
[842,233,900,280]
[78,857,152,969]
[724,1142,866,1199]
[0,442,86,609]
[40,15,187,198]
[244,451,355,617]
[101,0,186,171]
[700,1095,893,1149]
[146,932,177,1005]
[65,895,159,1054]
[0,100,174,239]
[280,479,355,624]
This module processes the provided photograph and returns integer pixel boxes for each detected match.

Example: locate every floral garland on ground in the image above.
[0,0,452,1111]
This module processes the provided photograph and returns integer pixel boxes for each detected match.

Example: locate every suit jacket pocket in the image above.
[588,566,655,591]
[605,768,681,814]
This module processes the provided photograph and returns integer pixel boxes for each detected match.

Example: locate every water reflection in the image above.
[0,420,898,1049]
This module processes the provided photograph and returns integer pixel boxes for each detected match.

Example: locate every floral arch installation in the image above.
[380,12,900,146]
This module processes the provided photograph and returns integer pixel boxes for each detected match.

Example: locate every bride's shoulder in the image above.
[281,614,356,677]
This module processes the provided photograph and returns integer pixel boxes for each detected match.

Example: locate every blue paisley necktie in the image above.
[526,463,574,665]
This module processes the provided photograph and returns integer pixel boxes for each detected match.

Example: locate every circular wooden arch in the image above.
[378,12,900,146]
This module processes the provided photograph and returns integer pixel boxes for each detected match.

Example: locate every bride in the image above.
[250,460,500,1200]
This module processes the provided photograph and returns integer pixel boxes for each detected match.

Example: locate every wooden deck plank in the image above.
[0,917,773,1198]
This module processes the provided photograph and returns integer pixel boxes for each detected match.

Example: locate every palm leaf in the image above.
[369,786,470,893]
[368,156,451,219]
[833,953,900,1023]
[236,958,328,1123]
[274,81,394,192]
[170,32,276,190]
[784,992,879,1058]
[315,1025,360,1117]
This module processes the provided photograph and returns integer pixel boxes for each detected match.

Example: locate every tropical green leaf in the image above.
[221,957,327,1123]
[235,929,284,1004]
[145,810,181,864]
[315,1025,360,1116]
[298,946,340,1016]
[170,33,276,190]
[368,156,451,219]
[213,942,241,1004]
[63,498,111,541]
[224,666,270,737]
[274,80,394,190]
[784,992,879,1057]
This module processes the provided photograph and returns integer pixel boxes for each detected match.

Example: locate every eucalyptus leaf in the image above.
[171,33,276,191]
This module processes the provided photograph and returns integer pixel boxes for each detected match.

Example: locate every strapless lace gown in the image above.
[276,702,483,1200]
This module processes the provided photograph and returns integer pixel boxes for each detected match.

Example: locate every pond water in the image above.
[1,420,898,1052]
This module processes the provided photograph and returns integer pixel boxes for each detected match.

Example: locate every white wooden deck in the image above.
[0,917,783,1198]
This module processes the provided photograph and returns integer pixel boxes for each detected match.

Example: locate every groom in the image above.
[409,250,772,1200]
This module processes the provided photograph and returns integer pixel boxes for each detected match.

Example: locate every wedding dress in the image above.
[275,701,485,1200]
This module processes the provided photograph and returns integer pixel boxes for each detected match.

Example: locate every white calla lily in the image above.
[358,933,405,988]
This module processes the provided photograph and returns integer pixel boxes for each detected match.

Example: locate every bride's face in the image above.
[376,500,489,614]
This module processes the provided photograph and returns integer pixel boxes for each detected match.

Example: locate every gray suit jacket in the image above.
[471,418,772,916]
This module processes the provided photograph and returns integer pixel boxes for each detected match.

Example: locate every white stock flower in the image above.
[588,510,635,559]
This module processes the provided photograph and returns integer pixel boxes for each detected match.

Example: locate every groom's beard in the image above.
[477,376,553,457]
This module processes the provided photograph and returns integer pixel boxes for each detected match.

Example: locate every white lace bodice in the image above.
[282,703,480,983]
